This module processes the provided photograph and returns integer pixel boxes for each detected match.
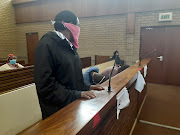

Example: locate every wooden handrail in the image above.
[0,66,34,94]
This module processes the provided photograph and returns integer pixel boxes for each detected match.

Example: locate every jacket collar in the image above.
[54,31,74,51]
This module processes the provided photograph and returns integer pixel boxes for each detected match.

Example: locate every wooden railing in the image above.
[0,66,34,94]
[0,56,91,94]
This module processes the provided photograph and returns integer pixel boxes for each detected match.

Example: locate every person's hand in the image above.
[89,85,105,91]
[81,91,96,99]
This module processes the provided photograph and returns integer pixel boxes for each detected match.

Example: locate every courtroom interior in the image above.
[0,0,180,135]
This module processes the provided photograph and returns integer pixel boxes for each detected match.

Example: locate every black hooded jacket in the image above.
[34,31,90,119]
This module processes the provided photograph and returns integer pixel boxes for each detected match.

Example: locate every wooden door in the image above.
[26,33,39,64]
[140,26,180,85]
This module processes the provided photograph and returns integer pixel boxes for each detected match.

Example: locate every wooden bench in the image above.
[22,63,33,67]
[0,59,114,94]
[95,55,110,65]
[0,56,108,95]
[0,66,34,94]
[80,57,91,68]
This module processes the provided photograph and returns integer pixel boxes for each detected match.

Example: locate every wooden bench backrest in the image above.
[95,55,110,65]
[0,66,34,94]
[0,63,4,66]
[82,60,114,73]
[0,60,7,63]
[80,57,91,68]
[22,63,33,67]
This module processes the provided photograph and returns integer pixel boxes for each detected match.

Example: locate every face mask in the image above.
[10,59,16,65]
[64,23,80,49]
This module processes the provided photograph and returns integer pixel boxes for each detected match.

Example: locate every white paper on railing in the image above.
[144,65,148,78]
[135,71,146,93]
[116,87,130,119]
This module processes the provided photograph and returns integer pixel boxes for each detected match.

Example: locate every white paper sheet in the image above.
[116,87,130,119]
[144,65,148,78]
[135,71,146,93]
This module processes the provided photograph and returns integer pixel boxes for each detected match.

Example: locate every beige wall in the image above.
[78,15,127,65]
[1,1,180,65]
[0,0,16,60]
[15,9,180,65]
[16,22,53,62]
[15,14,127,64]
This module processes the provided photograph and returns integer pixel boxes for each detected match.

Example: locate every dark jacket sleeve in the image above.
[34,42,82,106]
[82,78,91,90]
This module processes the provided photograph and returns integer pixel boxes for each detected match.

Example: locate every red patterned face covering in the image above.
[64,23,80,49]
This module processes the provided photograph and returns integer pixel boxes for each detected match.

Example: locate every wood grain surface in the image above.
[13,0,180,24]
[0,66,34,94]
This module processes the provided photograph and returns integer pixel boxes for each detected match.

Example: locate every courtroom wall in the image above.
[1,1,180,65]
[0,0,16,60]
[16,21,53,63]
[12,0,180,24]
[15,14,127,65]
[15,8,180,65]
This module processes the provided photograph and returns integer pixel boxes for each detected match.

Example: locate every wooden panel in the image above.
[165,27,180,85]
[26,33,39,64]
[92,87,138,135]
[80,57,91,68]
[22,63,33,66]
[133,0,180,12]
[19,58,151,135]
[13,0,129,23]
[14,1,43,23]
[12,0,37,5]
[0,60,8,63]
[95,55,110,65]
[127,13,135,34]
[13,0,180,24]
[0,66,34,94]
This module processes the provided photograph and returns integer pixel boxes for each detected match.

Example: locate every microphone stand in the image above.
[139,49,157,66]
[107,56,117,92]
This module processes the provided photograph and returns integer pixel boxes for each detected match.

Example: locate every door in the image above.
[140,26,180,85]
[26,33,39,64]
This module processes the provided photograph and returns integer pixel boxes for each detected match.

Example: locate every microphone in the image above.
[107,56,117,92]
[139,49,157,66]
